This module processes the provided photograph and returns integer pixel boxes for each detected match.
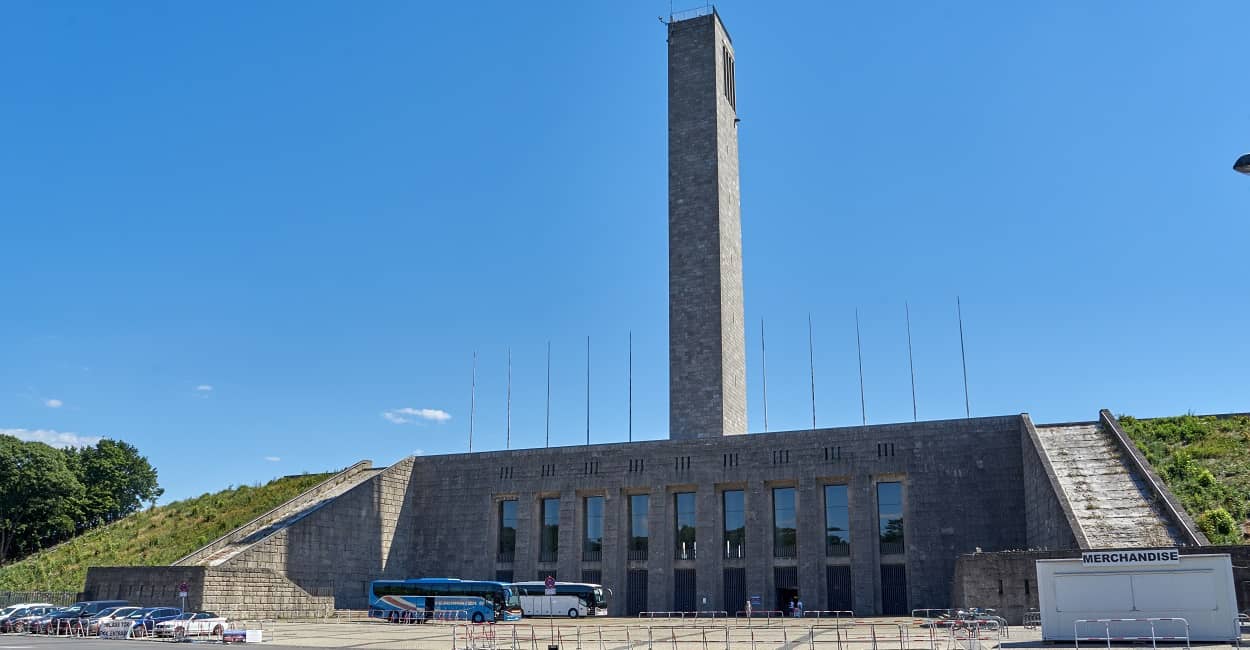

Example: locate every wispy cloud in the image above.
[45,398,63,408]
[413,449,426,456]
[1,428,102,448]
[195,384,213,392]
[264,456,281,462]
[382,408,451,424]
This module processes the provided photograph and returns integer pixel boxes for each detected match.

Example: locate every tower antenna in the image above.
[808,313,817,432]
[855,309,867,426]
[906,302,917,422]
[958,296,971,418]
[469,350,476,453]
[760,318,769,432]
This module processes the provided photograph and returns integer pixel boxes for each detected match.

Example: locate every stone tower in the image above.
[668,8,747,439]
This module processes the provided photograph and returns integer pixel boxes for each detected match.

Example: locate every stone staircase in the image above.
[1034,423,1182,548]
[175,460,384,567]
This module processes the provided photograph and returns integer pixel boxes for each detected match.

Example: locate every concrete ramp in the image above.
[1033,423,1183,548]
[175,460,384,567]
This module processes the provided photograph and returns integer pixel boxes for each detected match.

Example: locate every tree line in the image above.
[0,434,163,563]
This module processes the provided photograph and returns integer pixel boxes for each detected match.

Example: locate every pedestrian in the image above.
[795,598,804,618]
[745,600,752,617]
[790,597,798,617]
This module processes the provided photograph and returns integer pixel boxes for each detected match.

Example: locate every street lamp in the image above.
[1235,153,1250,175]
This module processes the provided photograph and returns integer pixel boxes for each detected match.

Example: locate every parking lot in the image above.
[6,615,1245,650]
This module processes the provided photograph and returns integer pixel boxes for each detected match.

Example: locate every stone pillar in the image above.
[744,479,769,610]
[696,483,721,612]
[558,490,579,582]
[648,486,672,611]
[603,489,627,615]
[513,491,537,582]
[850,475,878,615]
[797,477,824,612]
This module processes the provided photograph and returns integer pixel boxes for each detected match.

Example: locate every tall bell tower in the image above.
[668,8,747,439]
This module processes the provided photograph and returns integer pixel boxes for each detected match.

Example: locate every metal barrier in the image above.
[912,609,951,620]
[1074,617,1191,650]
[640,611,696,619]
[1022,611,1041,629]
[804,610,855,621]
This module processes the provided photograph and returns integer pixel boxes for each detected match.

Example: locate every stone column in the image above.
[744,479,769,610]
[602,489,626,615]
[648,486,672,611]
[797,477,824,611]
[558,489,579,582]
[695,482,721,612]
[850,475,878,615]
[513,491,537,582]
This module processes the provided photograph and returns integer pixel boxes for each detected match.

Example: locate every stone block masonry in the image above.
[668,9,747,439]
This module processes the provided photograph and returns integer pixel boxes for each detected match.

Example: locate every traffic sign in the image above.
[544,575,555,589]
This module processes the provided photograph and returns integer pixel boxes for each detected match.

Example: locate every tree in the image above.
[0,435,85,563]
[64,439,162,529]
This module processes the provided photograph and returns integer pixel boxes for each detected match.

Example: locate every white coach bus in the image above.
[511,582,609,618]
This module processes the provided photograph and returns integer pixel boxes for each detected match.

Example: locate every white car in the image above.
[152,612,228,639]
[86,606,141,635]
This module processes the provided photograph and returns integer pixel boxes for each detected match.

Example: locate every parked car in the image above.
[3,606,60,633]
[86,606,141,635]
[36,599,128,634]
[99,607,181,638]
[0,603,55,629]
[153,612,228,639]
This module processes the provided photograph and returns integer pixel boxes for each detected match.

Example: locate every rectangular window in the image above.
[540,497,560,563]
[877,482,904,554]
[583,496,604,561]
[723,490,745,558]
[824,485,850,556]
[629,494,649,560]
[773,487,796,558]
[674,492,696,560]
[498,500,517,562]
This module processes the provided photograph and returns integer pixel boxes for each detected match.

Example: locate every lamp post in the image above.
[1235,153,1250,175]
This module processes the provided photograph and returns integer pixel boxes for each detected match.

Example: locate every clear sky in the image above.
[2,1,1248,503]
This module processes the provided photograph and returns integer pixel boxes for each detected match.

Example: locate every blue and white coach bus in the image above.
[369,578,522,623]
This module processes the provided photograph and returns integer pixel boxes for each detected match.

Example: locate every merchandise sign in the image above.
[749,595,762,607]
[1080,548,1179,567]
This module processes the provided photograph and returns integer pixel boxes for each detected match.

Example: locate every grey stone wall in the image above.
[406,414,1031,615]
[216,457,418,609]
[1020,415,1081,549]
[83,566,333,620]
[668,9,747,439]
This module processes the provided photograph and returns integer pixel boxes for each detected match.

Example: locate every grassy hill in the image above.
[0,472,332,592]
[1120,413,1250,544]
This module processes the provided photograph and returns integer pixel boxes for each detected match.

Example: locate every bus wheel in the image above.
[471,612,485,624]
[567,609,579,619]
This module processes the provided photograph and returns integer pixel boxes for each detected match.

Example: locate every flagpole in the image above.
[506,347,512,449]
[958,296,970,418]
[855,309,866,426]
[760,318,769,433]
[469,350,476,453]
[906,302,917,422]
[586,335,591,445]
[808,313,817,432]
[628,331,633,442]
[545,340,551,448]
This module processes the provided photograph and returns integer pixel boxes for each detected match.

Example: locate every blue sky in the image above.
[2,1,1248,503]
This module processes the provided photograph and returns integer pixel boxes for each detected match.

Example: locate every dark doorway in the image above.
[674,569,697,612]
[724,568,746,614]
[626,570,648,616]
[775,587,799,615]
[826,565,852,611]
[880,564,907,615]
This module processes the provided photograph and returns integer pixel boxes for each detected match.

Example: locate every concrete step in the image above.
[1034,423,1182,549]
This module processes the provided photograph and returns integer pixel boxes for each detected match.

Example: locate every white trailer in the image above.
[1036,551,1238,643]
